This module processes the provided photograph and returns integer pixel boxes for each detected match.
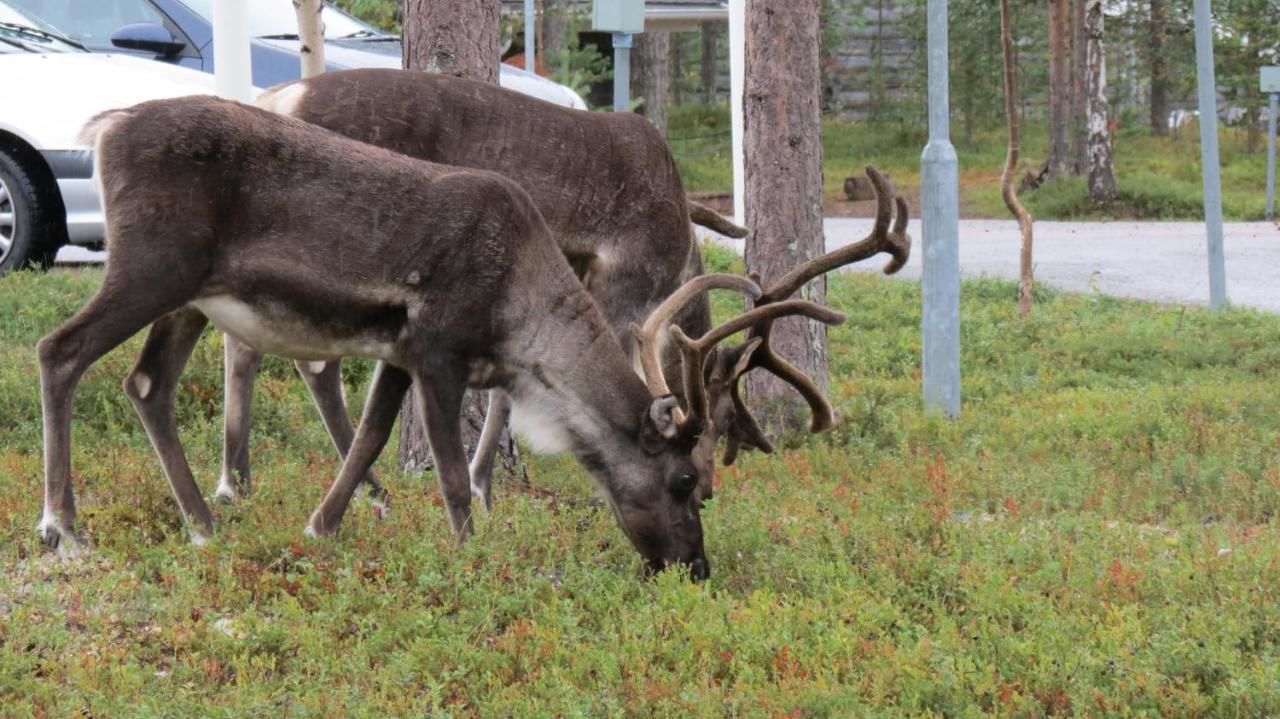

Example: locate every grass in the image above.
[3,262,1280,715]
[672,105,1273,221]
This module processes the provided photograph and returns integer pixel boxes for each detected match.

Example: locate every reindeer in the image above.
[38,95,906,578]
[205,68,749,513]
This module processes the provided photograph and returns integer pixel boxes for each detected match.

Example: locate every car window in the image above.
[7,0,165,49]
[176,0,373,39]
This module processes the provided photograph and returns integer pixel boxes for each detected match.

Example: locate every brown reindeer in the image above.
[39,95,893,578]
[209,69,749,512]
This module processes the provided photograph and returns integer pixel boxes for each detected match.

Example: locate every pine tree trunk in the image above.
[1047,0,1071,180]
[700,21,719,104]
[399,0,521,480]
[632,32,671,136]
[1070,0,1088,174]
[402,0,500,82]
[1149,0,1169,136]
[743,0,828,433]
[1000,0,1034,318]
[293,0,326,78]
[670,33,685,106]
[1085,0,1117,201]
[541,0,568,78]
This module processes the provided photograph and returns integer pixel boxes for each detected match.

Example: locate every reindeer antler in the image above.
[737,165,912,435]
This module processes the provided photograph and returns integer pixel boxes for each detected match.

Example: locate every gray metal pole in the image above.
[920,0,961,417]
[613,33,632,112]
[1267,93,1277,222]
[524,0,536,74]
[1193,0,1227,311]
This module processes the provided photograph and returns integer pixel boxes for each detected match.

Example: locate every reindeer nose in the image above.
[688,557,710,582]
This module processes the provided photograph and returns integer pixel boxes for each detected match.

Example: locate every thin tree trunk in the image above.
[1047,0,1071,179]
[632,32,671,136]
[541,0,568,78]
[700,21,719,104]
[293,0,326,78]
[400,0,521,480]
[743,0,828,432]
[1086,0,1117,201]
[1149,0,1169,136]
[1070,0,1088,174]
[670,33,685,106]
[1000,0,1034,318]
[402,0,500,82]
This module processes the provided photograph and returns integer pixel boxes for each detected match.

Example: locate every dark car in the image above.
[7,0,586,105]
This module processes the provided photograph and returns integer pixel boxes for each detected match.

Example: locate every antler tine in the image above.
[758,165,910,303]
[632,273,762,399]
[669,301,845,434]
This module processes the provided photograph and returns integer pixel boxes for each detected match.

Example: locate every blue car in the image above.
[6,0,586,107]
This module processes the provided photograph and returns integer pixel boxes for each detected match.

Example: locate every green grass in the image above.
[673,105,1273,221]
[3,266,1280,716]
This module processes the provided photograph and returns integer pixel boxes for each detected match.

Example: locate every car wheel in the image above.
[0,147,50,276]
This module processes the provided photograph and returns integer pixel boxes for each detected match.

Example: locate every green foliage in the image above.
[4,268,1280,714]
[330,0,400,33]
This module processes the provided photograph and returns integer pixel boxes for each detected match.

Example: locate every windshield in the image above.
[0,5,84,53]
[178,0,376,39]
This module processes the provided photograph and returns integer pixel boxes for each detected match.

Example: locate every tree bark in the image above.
[402,0,500,82]
[1047,0,1071,180]
[399,0,521,480]
[632,31,671,136]
[293,0,326,78]
[1070,0,1088,174]
[1149,0,1169,136]
[743,0,828,433]
[670,33,685,106]
[1085,0,1117,201]
[1000,0,1034,319]
[541,0,569,77]
[700,21,719,104]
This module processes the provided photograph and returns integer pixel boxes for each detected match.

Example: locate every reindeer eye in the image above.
[670,473,697,498]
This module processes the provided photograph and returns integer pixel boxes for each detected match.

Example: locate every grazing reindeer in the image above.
[211,69,749,511]
[37,95,844,578]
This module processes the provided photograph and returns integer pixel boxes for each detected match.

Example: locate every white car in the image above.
[0,3,586,275]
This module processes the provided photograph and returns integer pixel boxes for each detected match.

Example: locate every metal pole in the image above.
[729,0,746,225]
[613,33,632,112]
[212,0,253,102]
[1267,93,1277,222]
[1193,0,1227,311]
[920,0,961,418]
[524,0,536,74]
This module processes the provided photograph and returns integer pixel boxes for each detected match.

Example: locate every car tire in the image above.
[0,147,53,276]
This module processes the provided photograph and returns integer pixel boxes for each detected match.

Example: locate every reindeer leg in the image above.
[37,277,193,552]
[467,389,510,512]
[123,308,215,544]
[306,361,410,536]
[294,359,390,516]
[413,367,473,541]
[217,334,262,503]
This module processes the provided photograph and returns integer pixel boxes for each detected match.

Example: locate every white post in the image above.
[524,0,536,73]
[213,0,253,101]
[1192,0,1227,311]
[920,0,961,417]
[729,0,745,226]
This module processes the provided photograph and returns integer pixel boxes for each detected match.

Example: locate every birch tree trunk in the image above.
[399,0,521,480]
[403,0,500,83]
[1047,0,1071,180]
[632,32,671,136]
[700,21,719,104]
[1070,0,1088,174]
[293,0,326,78]
[1000,0,1034,318]
[1149,0,1169,136]
[1085,0,1117,201]
[743,0,828,433]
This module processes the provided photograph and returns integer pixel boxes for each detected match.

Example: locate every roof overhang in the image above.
[499,2,727,33]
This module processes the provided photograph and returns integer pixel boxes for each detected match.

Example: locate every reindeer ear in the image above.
[645,395,682,441]
[730,337,764,381]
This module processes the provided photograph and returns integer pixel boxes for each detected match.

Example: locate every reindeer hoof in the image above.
[363,486,392,519]
[39,525,61,550]
[470,483,493,513]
